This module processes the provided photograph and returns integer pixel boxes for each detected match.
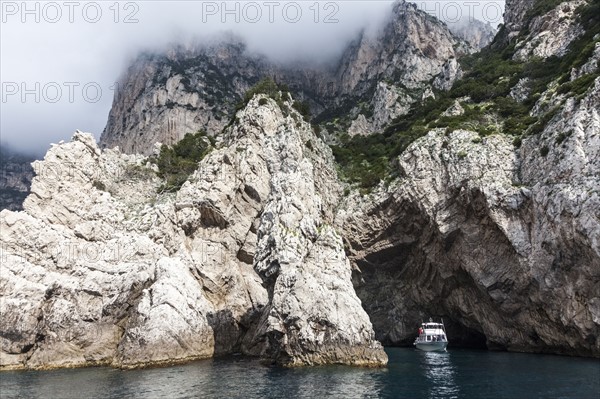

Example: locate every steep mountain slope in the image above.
[338,0,600,355]
[100,40,272,154]
[333,0,599,188]
[504,0,537,37]
[100,1,469,154]
[0,96,386,370]
[446,18,497,50]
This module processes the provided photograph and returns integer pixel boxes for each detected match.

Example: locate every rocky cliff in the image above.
[341,84,600,355]
[100,40,272,154]
[504,0,537,37]
[447,18,497,50]
[337,0,600,356]
[513,0,587,61]
[0,96,386,370]
[0,146,35,211]
[100,1,469,154]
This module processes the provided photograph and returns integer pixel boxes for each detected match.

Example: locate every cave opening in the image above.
[442,319,488,350]
[370,315,489,350]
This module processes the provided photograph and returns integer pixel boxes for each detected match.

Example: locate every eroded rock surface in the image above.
[0,96,387,370]
[339,78,600,357]
[514,0,587,61]
[447,18,497,49]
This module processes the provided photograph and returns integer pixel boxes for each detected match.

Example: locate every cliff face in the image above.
[447,19,497,50]
[504,0,536,36]
[341,82,600,354]
[100,41,273,154]
[513,0,587,61]
[100,1,469,154]
[338,0,600,356]
[0,96,386,370]
[0,147,34,211]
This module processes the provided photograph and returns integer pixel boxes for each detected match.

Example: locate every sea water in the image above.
[1,348,598,398]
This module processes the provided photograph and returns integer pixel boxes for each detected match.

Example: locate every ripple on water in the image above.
[0,349,598,399]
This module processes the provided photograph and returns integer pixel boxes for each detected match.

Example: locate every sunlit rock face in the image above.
[2,0,599,374]
[513,0,587,61]
[340,76,600,357]
[0,95,387,370]
[335,0,600,358]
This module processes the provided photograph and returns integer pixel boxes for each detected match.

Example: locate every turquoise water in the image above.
[1,349,598,398]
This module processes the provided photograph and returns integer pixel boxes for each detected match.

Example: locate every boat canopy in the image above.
[422,323,444,328]
[419,321,446,336]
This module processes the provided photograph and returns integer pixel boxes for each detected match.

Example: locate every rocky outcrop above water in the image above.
[2,0,598,375]
[340,77,600,357]
[0,96,386,370]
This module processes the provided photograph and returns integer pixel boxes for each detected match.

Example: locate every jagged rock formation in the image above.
[330,2,471,136]
[0,96,386,370]
[0,146,35,211]
[100,1,470,154]
[433,58,464,91]
[343,82,599,355]
[339,52,600,358]
[513,0,587,61]
[1,0,599,374]
[100,41,272,154]
[504,0,536,38]
[335,0,600,357]
[447,18,497,49]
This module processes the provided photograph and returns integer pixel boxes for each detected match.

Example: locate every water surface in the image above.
[1,349,598,398]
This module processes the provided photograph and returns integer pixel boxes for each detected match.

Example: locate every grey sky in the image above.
[1,1,505,156]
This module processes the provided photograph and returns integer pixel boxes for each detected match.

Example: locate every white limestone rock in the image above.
[433,58,464,91]
[0,95,387,370]
[514,1,586,61]
[510,78,532,103]
[339,79,600,357]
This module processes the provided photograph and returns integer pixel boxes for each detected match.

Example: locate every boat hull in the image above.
[414,341,448,352]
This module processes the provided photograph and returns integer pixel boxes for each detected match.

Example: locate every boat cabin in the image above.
[414,318,449,351]
[417,322,447,342]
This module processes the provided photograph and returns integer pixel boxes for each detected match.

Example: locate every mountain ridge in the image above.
[100,1,471,154]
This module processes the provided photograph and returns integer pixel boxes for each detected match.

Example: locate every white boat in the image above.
[413,319,448,352]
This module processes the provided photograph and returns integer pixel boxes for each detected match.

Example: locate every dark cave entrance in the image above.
[441,319,488,349]
[351,257,489,351]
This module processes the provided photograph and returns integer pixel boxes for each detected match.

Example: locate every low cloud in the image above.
[1,1,504,156]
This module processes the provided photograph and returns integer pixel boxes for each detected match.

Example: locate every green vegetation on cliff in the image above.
[332,1,600,191]
[241,78,312,121]
[152,131,214,192]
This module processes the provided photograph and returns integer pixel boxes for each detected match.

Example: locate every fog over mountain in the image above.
[1,1,504,156]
